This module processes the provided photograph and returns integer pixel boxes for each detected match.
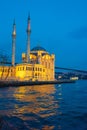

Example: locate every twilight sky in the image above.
[0,0,87,70]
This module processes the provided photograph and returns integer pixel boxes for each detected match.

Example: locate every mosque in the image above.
[0,16,55,81]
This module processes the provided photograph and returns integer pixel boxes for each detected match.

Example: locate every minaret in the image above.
[26,14,31,63]
[12,20,16,66]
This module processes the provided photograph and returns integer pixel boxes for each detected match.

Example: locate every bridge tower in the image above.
[12,20,16,66]
[26,14,31,63]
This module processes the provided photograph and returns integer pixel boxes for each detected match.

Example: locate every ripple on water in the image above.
[0,82,87,129]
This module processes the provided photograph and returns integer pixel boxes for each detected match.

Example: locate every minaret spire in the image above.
[26,14,31,63]
[12,19,16,66]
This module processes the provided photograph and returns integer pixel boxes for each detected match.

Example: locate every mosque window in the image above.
[36,68,37,71]
[33,67,34,71]
[45,62,47,68]
[26,67,32,71]
[35,73,37,76]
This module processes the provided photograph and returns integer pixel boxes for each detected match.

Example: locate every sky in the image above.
[0,0,87,70]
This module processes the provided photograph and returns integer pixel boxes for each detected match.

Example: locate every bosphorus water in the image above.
[0,80,87,130]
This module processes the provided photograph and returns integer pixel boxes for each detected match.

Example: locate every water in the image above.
[0,80,87,130]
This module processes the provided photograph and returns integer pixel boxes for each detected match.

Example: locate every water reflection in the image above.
[0,81,87,129]
[0,85,63,129]
[13,85,58,117]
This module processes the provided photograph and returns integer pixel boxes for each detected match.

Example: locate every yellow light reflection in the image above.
[12,85,62,129]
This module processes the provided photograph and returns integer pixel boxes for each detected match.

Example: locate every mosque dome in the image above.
[31,46,46,52]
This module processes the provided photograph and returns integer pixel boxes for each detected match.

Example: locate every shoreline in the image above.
[0,80,76,87]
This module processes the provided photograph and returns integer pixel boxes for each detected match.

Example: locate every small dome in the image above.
[31,46,46,52]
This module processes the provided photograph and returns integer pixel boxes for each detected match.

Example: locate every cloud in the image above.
[69,27,87,39]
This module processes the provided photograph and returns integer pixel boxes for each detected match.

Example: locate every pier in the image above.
[0,80,75,87]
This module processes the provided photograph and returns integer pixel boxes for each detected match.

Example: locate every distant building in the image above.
[0,16,55,81]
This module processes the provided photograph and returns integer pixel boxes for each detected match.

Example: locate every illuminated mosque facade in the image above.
[0,16,55,81]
